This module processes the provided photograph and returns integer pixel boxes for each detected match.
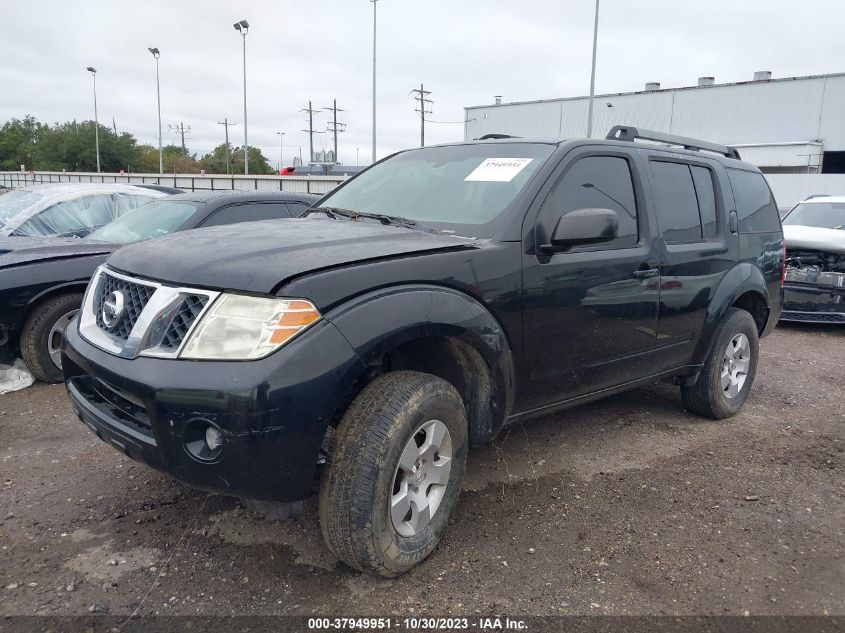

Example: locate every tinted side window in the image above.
[200,203,286,227]
[13,194,115,237]
[650,161,702,243]
[543,156,638,249]
[691,166,718,239]
[728,168,780,233]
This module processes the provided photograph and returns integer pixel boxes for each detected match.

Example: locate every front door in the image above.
[518,149,661,413]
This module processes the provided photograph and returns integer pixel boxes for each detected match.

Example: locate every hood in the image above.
[0,236,116,269]
[107,217,477,293]
[783,225,845,255]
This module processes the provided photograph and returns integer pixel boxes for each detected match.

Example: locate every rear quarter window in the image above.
[727,168,781,233]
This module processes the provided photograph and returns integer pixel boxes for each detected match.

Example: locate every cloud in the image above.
[3,0,844,167]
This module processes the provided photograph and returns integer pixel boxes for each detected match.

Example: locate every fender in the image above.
[26,280,90,310]
[325,284,515,444]
[690,262,770,366]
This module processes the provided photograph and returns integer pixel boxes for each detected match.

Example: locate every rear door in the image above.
[519,147,661,411]
[645,154,737,370]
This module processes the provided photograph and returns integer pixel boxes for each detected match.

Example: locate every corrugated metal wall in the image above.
[465,74,845,152]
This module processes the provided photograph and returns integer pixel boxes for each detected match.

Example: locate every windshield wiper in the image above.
[307,206,416,229]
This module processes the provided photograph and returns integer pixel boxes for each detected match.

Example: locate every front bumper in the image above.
[62,318,365,501]
[781,283,845,324]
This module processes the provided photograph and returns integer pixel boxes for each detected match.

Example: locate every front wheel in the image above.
[20,293,82,383]
[319,370,468,577]
[681,307,760,419]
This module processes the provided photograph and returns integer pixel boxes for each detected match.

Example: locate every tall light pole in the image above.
[148,48,163,174]
[233,19,250,174]
[86,66,101,173]
[356,147,360,166]
[370,0,378,164]
[276,131,285,171]
[586,0,600,138]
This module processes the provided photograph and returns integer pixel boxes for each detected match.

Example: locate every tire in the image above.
[681,307,759,419]
[319,370,468,577]
[20,293,83,383]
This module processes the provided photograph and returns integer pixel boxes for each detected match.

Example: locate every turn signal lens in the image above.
[180,294,321,360]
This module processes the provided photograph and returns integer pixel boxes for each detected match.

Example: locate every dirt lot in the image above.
[0,324,842,618]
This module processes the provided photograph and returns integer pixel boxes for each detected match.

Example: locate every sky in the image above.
[3,0,845,169]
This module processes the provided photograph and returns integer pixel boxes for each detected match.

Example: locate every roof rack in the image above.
[606,125,741,160]
[475,133,520,140]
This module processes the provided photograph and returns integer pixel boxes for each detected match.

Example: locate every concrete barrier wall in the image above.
[0,171,346,195]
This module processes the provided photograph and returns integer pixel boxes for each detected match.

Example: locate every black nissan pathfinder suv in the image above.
[62,126,784,576]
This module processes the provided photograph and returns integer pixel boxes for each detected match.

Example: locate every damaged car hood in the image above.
[783,225,845,255]
[0,236,115,270]
[106,217,477,294]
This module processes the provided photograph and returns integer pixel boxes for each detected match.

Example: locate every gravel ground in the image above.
[0,324,842,618]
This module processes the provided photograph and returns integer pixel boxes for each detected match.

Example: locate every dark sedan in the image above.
[0,190,319,382]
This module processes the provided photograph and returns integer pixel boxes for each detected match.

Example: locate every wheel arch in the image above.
[690,262,769,369]
[325,284,515,445]
[26,281,88,312]
[17,282,88,335]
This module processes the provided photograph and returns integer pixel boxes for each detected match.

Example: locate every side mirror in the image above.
[541,208,619,252]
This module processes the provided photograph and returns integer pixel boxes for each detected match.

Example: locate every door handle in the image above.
[633,268,659,280]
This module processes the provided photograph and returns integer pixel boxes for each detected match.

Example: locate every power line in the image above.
[301,101,321,163]
[323,99,346,163]
[411,83,432,147]
[217,118,237,175]
[168,122,191,152]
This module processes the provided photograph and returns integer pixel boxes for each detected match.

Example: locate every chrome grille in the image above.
[160,295,209,351]
[94,273,156,339]
[79,266,219,359]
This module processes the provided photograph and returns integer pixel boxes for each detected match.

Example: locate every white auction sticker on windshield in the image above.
[464,158,533,182]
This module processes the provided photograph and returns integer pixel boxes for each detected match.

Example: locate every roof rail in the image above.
[606,125,741,160]
[475,133,520,140]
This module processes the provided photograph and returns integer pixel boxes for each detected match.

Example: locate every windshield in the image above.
[86,199,203,244]
[315,143,555,236]
[0,190,43,226]
[783,202,845,229]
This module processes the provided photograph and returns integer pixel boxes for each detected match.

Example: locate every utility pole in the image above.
[169,122,191,153]
[217,118,237,175]
[301,101,320,163]
[323,99,346,163]
[586,0,600,138]
[411,83,433,147]
[370,0,378,163]
[275,131,285,170]
[233,20,250,174]
[86,67,100,173]
[148,47,163,174]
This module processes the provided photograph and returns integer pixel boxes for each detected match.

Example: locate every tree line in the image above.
[0,116,276,175]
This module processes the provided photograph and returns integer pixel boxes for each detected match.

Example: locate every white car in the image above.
[0,184,168,238]
[781,195,845,323]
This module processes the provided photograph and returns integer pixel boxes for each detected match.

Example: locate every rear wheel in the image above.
[20,293,82,383]
[681,307,759,419]
[319,370,468,577]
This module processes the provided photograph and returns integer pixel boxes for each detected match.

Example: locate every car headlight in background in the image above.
[180,294,321,360]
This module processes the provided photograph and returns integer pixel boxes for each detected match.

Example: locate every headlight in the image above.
[180,294,321,360]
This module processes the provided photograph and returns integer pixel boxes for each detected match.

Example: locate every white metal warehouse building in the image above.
[464,72,845,206]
